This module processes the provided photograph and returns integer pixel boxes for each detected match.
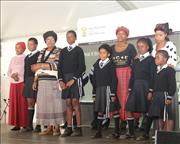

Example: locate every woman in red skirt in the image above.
[7,42,28,131]
[111,26,141,131]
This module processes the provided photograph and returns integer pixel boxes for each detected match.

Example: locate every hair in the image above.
[98,44,112,58]
[67,30,77,38]
[156,50,169,61]
[43,30,57,42]
[137,37,153,53]
[28,37,38,45]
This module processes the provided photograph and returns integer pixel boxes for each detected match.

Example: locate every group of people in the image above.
[7,22,177,141]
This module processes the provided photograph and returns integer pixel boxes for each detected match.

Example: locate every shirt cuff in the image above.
[167,96,172,100]
[72,76,77,80]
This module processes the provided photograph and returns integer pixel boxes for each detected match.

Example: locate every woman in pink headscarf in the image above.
[7,42,28,131]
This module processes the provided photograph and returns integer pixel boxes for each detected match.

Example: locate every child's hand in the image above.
[147,92,153,101]
[66,79,75,88]
[32,81,38,91]
[165,99,172,105]
[92,97,96,102]
[111,96,116,102]
[59,81,66,90]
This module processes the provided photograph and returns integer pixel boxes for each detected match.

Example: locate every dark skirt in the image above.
[95,86,120,117]
[62,73,83,99]
[126,80,150,113]
[148,92,173,120]
[23,77,37,98]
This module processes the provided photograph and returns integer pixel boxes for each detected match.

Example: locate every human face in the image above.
[137,41,149,55]
[155,53,166,66]
[99,48,110,61]
[27,40,37,52]
[116,30,128,42]
[45,36,55,48]
[155,30,167,44]
[66,32,76,45]
[15,44,24,55]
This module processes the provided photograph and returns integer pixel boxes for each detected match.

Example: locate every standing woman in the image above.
[31,31,64,136]
[152,22,177,68]
[22,38,40,132]
[111,26,140,129]
[7,42,28,131]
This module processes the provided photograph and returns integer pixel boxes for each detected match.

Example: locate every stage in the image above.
[1,124,153,144]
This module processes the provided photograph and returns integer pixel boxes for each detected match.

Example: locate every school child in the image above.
[58,30,86,137]
[120,37,156,139]
[22,38,41,132]
[7,42,28,131]
[137,50,176,141]
[89,44,120,139]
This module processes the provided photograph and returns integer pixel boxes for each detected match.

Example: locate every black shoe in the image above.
[34,125,41,133]
[112,132,120,139]
[11,126,20,131]
[61,127,73,137]
[71,127,82,137]
[92,132,102,139]
[136,134,149,141]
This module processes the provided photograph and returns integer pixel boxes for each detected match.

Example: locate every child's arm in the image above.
[89,65,96,101]
[32,76,38,91]
[128,62,135,92]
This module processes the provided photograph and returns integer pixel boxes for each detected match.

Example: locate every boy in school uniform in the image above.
[58,30,86,137]
[137,50,176,141]
[90,44,120,139]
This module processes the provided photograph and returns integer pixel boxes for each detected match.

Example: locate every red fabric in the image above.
[8,82,28,127]
[16,42,26,51]
[116,26,129,36]
[116,67,141,121]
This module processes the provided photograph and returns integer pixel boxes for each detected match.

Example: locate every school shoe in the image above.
[119,133,136,140]
[61,127,73,137]
[136,134,149,141]
[11,126,20,131]
[92,131,102,139]
[71,127,82,137]
[34,125,41,133]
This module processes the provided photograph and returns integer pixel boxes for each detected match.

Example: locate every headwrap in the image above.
[16,42,26,51]
[116,26,129,36]
[43,31,57,42]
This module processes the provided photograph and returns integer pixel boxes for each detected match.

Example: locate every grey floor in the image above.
[1,124,153,144]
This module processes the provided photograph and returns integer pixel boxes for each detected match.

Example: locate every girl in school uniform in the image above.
[58,30,86,137]
[121,38,156,139]
[7,42,28,131]
[137,50,176,141]
[90,44,120,139]
[22,38,40,132]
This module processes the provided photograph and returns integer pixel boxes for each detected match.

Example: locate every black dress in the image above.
[126,55,156,113]
[23,51,40,98]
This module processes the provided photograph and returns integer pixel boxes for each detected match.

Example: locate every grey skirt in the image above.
[23,77,37,98]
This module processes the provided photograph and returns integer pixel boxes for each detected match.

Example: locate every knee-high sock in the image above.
[97,116,104,134]
[127,117,135,135]
[144,117,154,135]
[28,108,34,128]
[114,112,120,134]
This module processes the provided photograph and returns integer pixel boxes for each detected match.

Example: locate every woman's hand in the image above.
[11,73,19,81]
[31,64,42,72]
[66,79,75,88]
[59,81,66,90]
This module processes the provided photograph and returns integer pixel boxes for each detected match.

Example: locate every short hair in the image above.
[156,50,169,61]
[66,30,77,38]
[98,44,112,57]
[137,37,153,53]
[28,37,38,45]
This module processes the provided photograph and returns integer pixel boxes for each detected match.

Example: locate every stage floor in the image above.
[1,124,153,144]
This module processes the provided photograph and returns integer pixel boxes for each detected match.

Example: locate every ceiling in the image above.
[1,1,174,41]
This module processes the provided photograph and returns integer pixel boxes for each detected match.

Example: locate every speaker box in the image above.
[155,130,180,144]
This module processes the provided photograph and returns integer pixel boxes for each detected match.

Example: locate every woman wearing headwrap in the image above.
[31,31,64,136]
[7,42,28,131]
[152,22,177,68]
[111,26,140,131]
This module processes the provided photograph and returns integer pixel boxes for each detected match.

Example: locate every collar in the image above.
[67,43,76,51]
[29,49,39,57]
[139,52,150,61]
[157,64,168,73]
[99,58,110,68]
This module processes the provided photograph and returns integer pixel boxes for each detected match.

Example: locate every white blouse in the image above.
[152,41,177,67]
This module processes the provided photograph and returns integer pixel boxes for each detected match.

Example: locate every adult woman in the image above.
[31,31,64,136]
[111,26,140,130]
